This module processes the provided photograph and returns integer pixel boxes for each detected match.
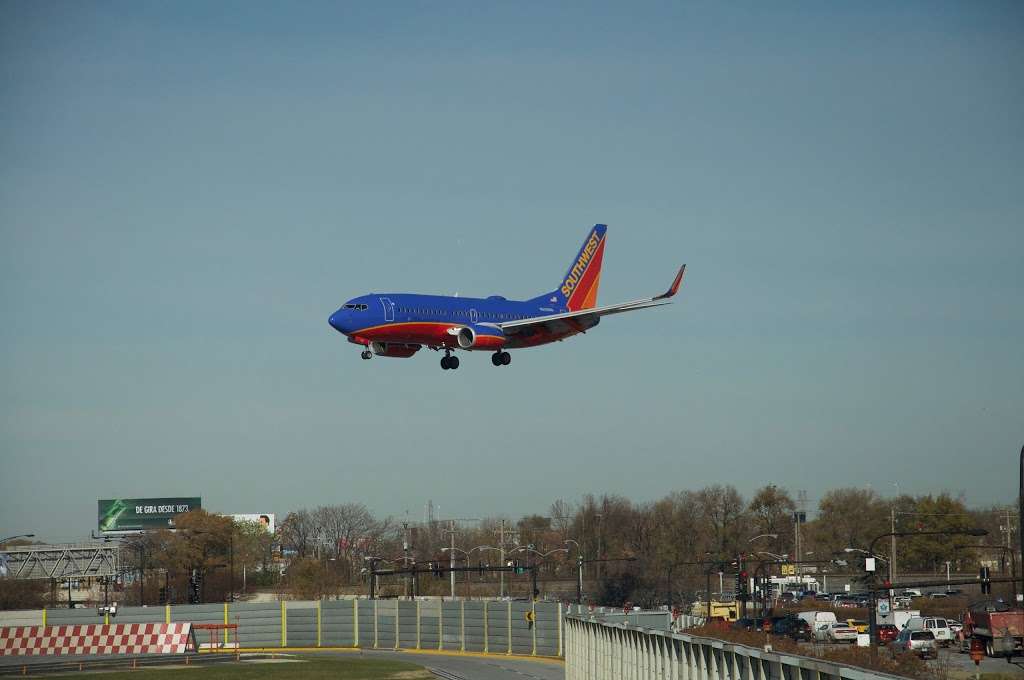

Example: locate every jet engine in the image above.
[369,341,421,358]
[456,324,505,350]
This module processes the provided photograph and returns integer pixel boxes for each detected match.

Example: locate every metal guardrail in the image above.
[564,615,909,680]
[0,652,238,677]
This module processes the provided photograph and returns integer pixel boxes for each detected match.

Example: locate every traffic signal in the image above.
[432,562,443,579]
[980,566,991,595]
[189,574,201,604]
[734,572,742,595]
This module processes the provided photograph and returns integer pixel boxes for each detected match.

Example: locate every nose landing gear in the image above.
[361,350,372,360]
[491,351,511,366]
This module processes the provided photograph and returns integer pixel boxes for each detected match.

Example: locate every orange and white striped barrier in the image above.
[0,623,195,656]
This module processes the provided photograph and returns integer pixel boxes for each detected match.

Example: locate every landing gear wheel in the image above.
[449,356,459,369]
[491,353,502,366]
[500,351,511,365]
[440,356,450,370]
[361,350,372,360]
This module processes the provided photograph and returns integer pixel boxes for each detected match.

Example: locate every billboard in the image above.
[230,513,275,534]
[98,497,201,532]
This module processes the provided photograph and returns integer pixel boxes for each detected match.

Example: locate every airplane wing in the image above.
[499,265,685,336]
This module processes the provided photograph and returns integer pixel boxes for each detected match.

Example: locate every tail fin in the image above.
[530,224,607,310]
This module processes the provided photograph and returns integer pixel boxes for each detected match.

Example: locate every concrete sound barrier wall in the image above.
[2,599,565,657]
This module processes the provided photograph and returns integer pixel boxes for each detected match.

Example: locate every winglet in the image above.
[654,265,686,300]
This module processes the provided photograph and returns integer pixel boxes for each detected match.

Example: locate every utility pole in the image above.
[498,520,506,598]
[576,554,583,604]
[449,520,456,599]
[890,507,896,585]
[402,522,410,598]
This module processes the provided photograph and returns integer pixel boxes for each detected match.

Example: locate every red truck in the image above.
[961,601,1024,657]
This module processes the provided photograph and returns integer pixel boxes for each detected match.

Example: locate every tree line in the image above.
[2,486,1014,609]
[268,486,1015,605]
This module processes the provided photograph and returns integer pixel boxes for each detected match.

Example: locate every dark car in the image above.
[877,624,899,645]
[773,616,813,641]
[731,617,769,632]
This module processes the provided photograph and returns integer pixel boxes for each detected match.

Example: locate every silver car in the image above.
[895,629,937,659]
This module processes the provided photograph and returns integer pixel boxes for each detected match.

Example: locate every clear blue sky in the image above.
[2,1,1021,541]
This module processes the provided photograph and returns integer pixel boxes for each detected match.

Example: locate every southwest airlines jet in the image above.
[328,224,684,370]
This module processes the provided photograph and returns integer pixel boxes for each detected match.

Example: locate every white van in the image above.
[904,616,954,646]
[797,611,838,628]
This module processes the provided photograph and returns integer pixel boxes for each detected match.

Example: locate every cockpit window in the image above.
[343,304,369,311]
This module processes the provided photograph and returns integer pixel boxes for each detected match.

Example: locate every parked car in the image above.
[815,622,858,644]
[877,624,899,645]
[894,629,937,659]
[846,619,869,634]
[780,592,798,604]
[773,616,813,642]
[928,592,948,599]
[731,617,770,632]
[902,589,923,598]
[947,620,963,636]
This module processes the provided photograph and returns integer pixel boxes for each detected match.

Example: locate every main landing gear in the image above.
[491,351,511,366]
[441,351,460,370]
[360,350,372,360]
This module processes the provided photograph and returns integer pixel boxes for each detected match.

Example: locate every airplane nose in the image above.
[329,311,345,333]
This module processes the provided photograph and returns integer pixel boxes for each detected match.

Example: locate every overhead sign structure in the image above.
[230,514,275,534]
[98,497,201,532]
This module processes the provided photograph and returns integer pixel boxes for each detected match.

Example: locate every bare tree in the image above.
[278,509,318,558]
[748,484,796,555]
[696,485,748,558]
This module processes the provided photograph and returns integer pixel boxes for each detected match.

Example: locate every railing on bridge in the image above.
[565,615,907,680]
[0,544,119,580]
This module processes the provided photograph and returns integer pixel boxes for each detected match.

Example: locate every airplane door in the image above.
[379,297,395,322]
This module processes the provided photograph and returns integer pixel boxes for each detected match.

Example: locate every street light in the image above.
[0,534,35,544]
[844,547,890,564]
[748,534,778,543]
[757,551,788,561]
[565,541,583,605]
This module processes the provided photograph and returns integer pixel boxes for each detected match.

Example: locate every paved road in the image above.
[327,650,565,680]
[935,645,1024,676]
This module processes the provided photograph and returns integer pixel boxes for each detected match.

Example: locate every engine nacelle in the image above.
[456,324,505,350]
[369,341,421,358]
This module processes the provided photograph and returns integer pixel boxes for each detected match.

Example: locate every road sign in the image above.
[877,599,891,615]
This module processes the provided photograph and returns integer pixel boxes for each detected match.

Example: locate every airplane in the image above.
[328,224,685,370]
